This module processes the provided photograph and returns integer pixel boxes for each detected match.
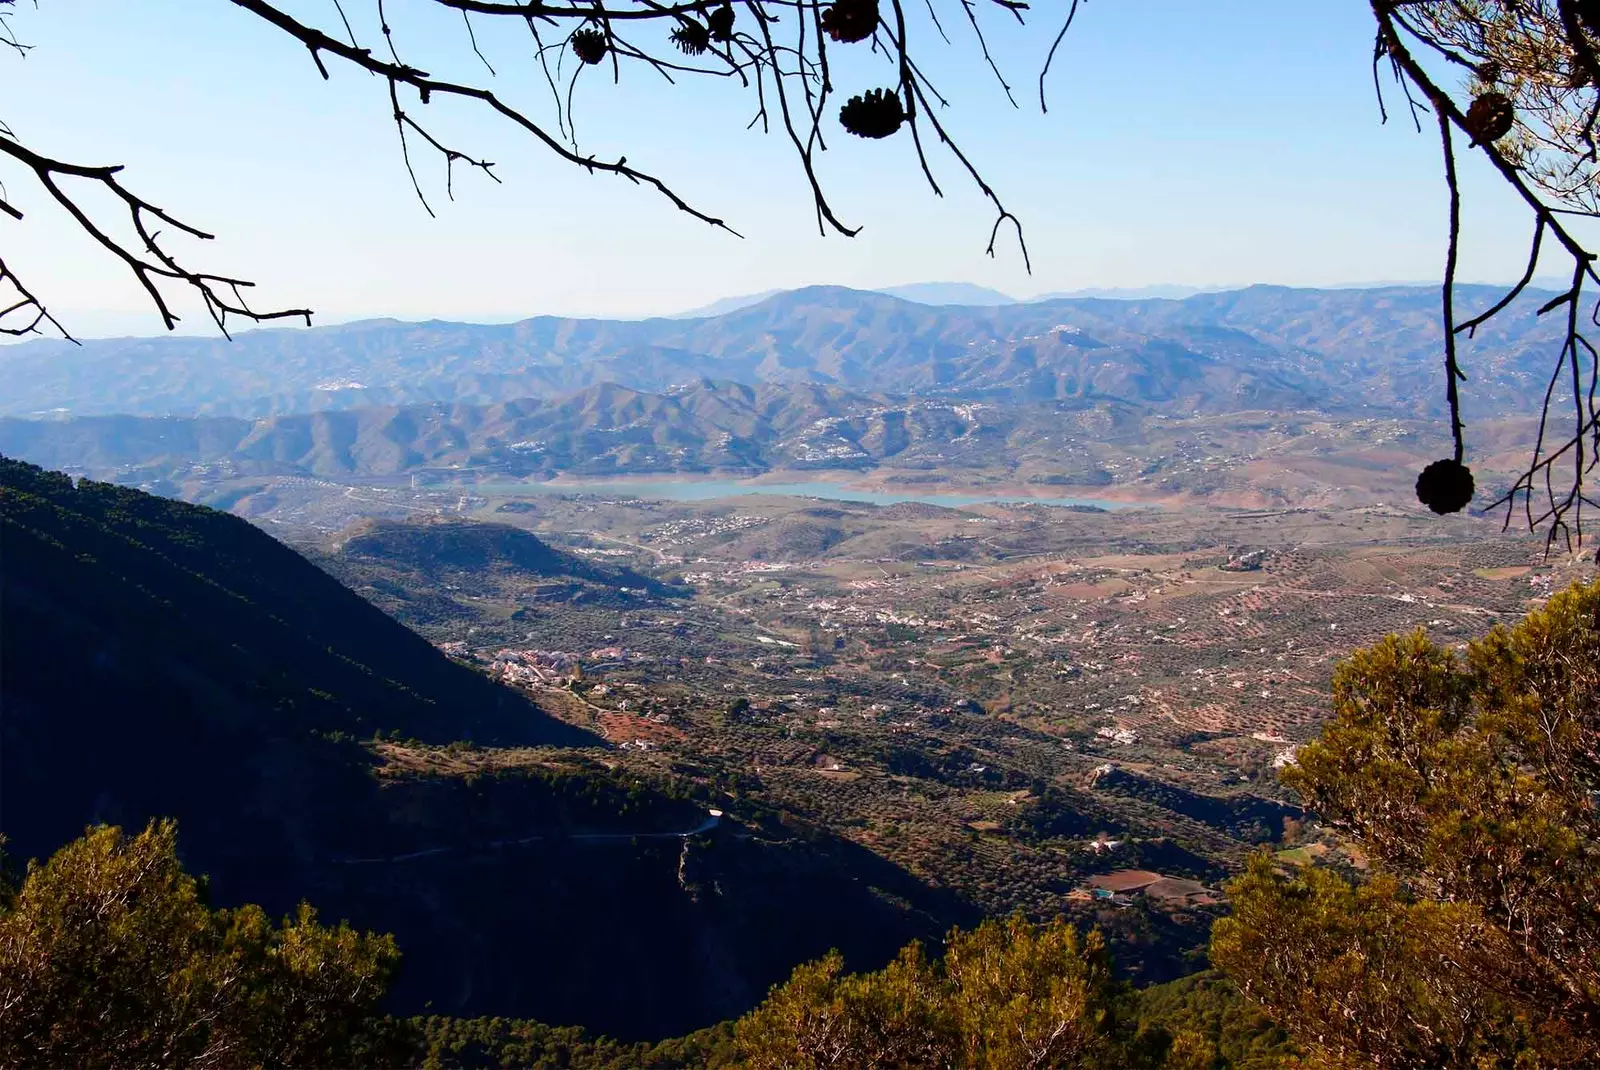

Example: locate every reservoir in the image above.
[445,477,1140,510]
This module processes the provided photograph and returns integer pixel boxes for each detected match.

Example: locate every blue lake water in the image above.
[454,478,1140,510]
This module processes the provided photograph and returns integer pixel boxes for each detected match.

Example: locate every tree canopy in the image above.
[733,913,1210,1069]
[0,820,398,1068]
[1213,576,1600,1067]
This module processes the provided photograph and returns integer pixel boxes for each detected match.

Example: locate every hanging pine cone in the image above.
[707,2,736,42]
[840,88,904,139]
[1463,92,1514,145]
[1415,458,1475,515]
[822,0,878,43]
[672,19,712,55]
[571,27,607,65]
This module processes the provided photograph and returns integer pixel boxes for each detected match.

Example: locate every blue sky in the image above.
[0,1,1545,331]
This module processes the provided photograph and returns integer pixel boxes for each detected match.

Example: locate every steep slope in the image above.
[0,453,593,859]
[0,284,1565,419]
[0,457,970,1038]
[0,456,587,751]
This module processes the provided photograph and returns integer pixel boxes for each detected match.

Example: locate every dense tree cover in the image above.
[1090,769,1301,847]
[361,1016,740,1069]
[1131,972,1297,1070]
[378,954,1302,1069]
[0,821,396,1068]
[1213,577,1600,1068]
[1,820,1268,1068]
[369,959,1297,1069]
[732,914,1215,1070]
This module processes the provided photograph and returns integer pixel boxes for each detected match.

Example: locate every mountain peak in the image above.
[876,282,1016,306]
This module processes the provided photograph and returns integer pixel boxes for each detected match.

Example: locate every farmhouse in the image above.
[1082,870,1221,907]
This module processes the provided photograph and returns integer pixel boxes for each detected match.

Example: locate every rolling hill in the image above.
[316,516,684,618]
[0,284,1566,421]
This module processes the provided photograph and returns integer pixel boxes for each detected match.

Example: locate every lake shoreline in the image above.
[421,472,1150,511]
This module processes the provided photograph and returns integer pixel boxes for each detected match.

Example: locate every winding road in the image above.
[332,809,723,865]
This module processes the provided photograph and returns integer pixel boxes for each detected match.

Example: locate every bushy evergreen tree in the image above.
[0,820,397,1068]
[1214,578,1600,1067]
[735,914,1209,1069]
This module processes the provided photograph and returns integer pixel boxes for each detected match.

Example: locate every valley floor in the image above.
[247,476,1595,984]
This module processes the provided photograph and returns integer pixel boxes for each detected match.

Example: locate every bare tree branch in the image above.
[1374,1,1600,546]
[0,133,312,337]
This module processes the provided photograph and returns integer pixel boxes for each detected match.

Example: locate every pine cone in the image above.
[571,28,607,65]
[708,3,736,42]
[822,0,878,43]
[672,20,712,55]
[1415,458,1475,515]
[1463,92,1514,145]
[839,88,904,138]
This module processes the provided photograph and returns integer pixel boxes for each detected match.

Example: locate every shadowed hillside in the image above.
[0,453,593,863]
[313,516,684,619]
[338,517,675,592]
[0,456,973,1038]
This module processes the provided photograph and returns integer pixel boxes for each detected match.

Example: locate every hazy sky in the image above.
[0,1,1553,331]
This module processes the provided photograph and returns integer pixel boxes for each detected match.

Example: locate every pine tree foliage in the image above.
[1213,578,1600,1068]
[733,914,1208,1069]
[0,820,397,1068]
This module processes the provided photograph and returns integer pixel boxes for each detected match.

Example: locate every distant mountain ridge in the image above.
[670,281,1014,318]
[0,379,1231,484]
[876,282,1016,306]
[0,283,1565,422]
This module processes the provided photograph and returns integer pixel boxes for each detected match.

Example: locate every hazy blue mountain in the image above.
[877,282,1016,306]
[669,290,785,318]
[674,281,1015,317]
[0,283,1566,422]
[1031,285,1214,301]
[0,377,1267,484]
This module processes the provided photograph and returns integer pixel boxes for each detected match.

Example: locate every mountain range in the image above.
[0,284,1567,424]
[0,381,1122,483]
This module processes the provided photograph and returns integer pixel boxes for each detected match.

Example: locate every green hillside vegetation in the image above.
[0,821,1271,1069]
[0,821,397,1068]
[1091,770,1301,846]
